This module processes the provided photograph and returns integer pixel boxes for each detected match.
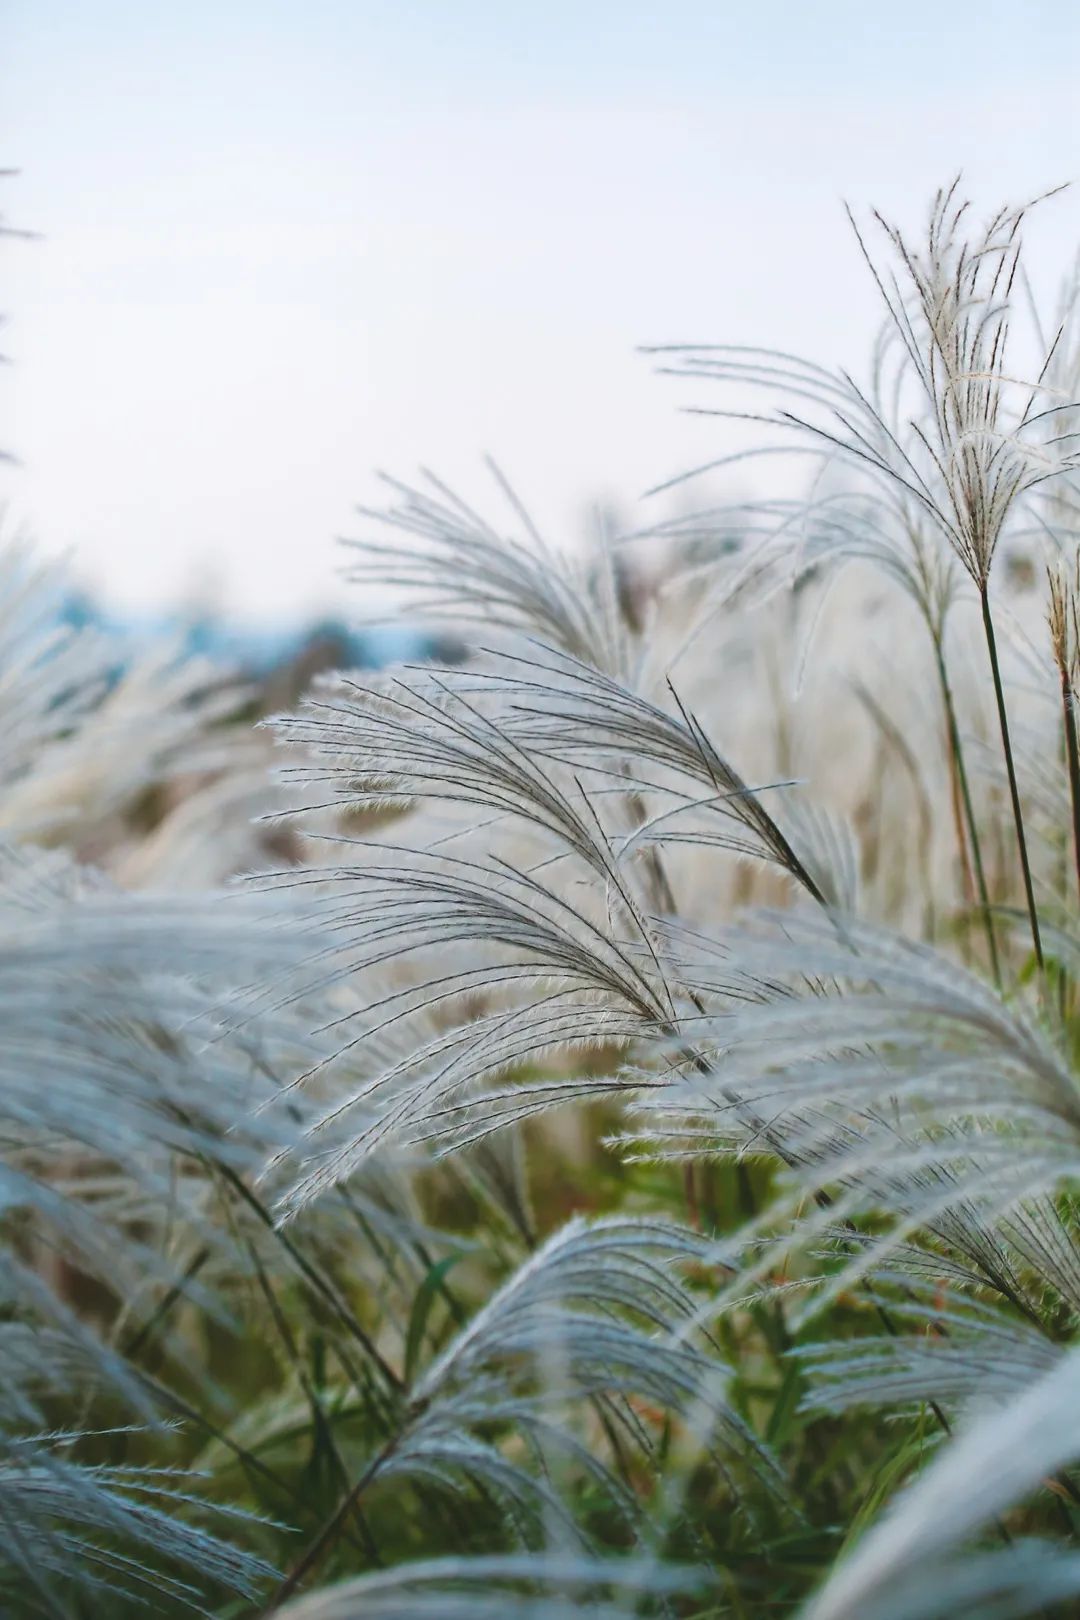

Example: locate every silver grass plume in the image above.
[267,1217,778,1607]
[802,1342,1080,1620]
[276,1553,706,1620]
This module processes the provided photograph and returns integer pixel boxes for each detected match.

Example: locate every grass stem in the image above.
[1061,666,1080,903]
[979,585,1043,972]
[933,633,1002,986]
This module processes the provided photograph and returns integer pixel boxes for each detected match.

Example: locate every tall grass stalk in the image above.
[979,584,1044,970]
[1063,683,1080,902]
[931,629,1001,983]
[1050,559,1080,902]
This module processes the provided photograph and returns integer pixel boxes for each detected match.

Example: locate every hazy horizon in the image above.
[5,1,1079,624]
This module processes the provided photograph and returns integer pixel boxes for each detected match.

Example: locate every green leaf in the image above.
[404,1252,467,1385]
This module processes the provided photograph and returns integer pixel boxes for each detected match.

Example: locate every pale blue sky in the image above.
[4,2,1079,619]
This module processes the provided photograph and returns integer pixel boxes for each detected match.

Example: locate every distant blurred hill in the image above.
[57,590,466,709]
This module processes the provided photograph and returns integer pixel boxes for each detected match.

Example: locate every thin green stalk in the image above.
[262,1430,401,1612]
[932,634,1001,986]
[979,585,1044,971]
[213,1159,404,1395]
[1061,667,1080,902]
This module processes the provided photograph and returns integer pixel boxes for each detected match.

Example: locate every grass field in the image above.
[7,181,1080,1618]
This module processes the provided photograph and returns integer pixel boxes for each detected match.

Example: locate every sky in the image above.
[4,1,1080,623]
